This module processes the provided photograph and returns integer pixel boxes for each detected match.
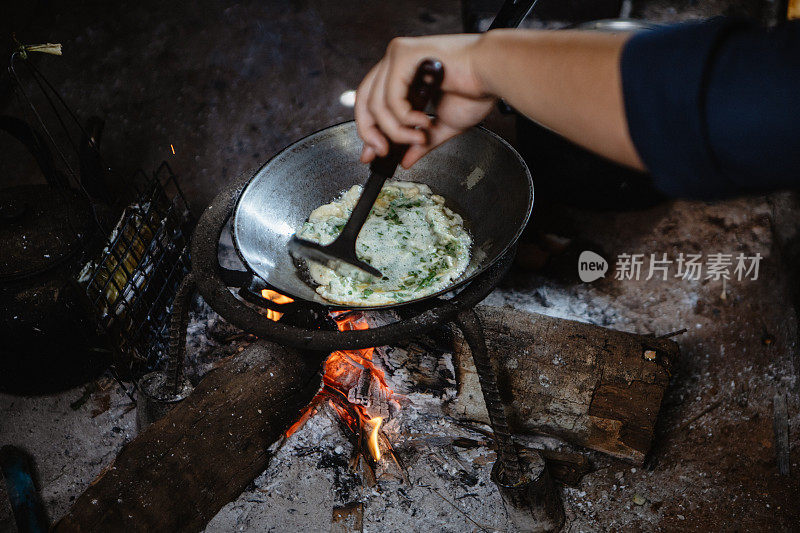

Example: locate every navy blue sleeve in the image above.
[621,17,800,199]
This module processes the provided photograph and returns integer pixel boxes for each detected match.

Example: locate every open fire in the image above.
[260,289,294,321]
[261,291,398,462]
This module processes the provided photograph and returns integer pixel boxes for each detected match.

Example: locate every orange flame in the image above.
[261,289,294,321]
[283,309,394,462]
[285,400,317,437]
[367,416,383,460]
[261,289,294,304]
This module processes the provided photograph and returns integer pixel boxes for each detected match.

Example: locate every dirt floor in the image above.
[1,1,798,531]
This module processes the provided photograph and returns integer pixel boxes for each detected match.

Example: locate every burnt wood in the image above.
[53,341,325,532]
[54,306,675,530]
[450,306,678,464]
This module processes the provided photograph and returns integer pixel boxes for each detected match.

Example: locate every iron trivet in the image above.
[163,169,564,530]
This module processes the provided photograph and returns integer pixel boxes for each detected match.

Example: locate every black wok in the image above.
[232,120,533,309]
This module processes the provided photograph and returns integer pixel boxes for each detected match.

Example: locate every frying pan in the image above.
[232,120,533,309]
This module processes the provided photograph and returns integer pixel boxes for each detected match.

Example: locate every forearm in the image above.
[473,29,645,171]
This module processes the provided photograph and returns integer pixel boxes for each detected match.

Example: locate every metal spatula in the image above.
[289,58,444,278]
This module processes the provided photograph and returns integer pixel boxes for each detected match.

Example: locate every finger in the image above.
[360,144,376,163]
[354,64,378,135]
[355,64,389,155]
[400,122,462,168]
[368,61,427,148]
[385,63,432,129]
[355,65,388,154]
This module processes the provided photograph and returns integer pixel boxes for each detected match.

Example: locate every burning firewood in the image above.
[286,311,401,464]
[55,303,677,531]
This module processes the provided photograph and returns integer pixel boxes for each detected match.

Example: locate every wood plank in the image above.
[449,305,678,464]
[53,341,324,532]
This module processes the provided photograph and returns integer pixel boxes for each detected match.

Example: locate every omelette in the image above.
[296,181,472,305]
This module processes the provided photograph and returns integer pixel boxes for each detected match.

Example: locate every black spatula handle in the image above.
[338,59,444,248]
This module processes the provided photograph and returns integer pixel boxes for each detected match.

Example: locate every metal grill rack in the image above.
[8,45,194,380]
[80,162,193,374]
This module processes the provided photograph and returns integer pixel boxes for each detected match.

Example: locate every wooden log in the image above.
[448,305,678,464]
[53,340,324,532]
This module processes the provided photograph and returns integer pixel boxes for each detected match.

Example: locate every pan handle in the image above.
[335,59,445,251]
[488,0,538,30]
[488,0,539,114]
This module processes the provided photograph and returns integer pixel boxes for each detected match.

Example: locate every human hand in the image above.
[355,34,496,168]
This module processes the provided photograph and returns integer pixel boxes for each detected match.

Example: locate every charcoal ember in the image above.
[388,399,401,418]
[346,367,391,420]
[375,338,457,400]
[347,367,373,406]
[363,386,389,420]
